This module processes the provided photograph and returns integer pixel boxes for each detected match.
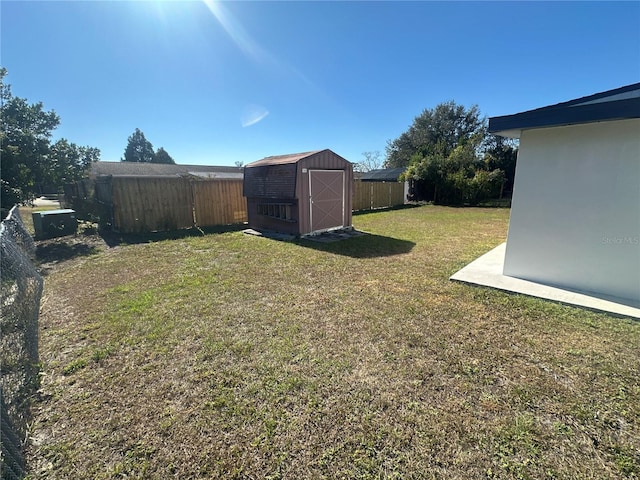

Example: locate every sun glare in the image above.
[200,0,333,116]
[202,0,267,62]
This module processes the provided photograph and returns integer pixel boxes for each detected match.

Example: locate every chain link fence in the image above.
[1,206,43,479]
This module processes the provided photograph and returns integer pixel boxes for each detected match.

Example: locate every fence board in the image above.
[352,181,372,211]
[111,177,194,233]
[371,183,388,209]
[94,177,112,205]
[389,181,406,206]
[192,179,247,227]
[353,180,405,211]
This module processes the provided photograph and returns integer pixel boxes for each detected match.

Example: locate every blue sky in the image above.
[2,1,639,166]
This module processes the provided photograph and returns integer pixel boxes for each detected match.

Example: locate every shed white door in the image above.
[309,169,345,233]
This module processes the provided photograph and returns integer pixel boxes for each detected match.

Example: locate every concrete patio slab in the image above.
[243,227,366,243]
[450,243,640,319]
[242,228,296,241]
[302,228,366,243]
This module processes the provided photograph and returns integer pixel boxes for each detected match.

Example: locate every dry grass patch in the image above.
[25,206,639,479]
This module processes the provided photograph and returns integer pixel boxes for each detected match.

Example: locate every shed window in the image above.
[257,203,294,221]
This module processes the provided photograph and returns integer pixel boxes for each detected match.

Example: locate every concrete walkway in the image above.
[451,243,640,319]
[32,196,61,207]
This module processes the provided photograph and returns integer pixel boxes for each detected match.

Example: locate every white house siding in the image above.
[503,118,640,302]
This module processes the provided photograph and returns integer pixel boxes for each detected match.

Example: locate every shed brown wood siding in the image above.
[245,198,300,234]
[296,150,353,235]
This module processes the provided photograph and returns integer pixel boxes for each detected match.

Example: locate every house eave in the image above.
[489,96,640,137]
[489,82,640,137]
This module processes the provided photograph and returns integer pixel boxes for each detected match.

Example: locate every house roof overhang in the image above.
[359,167,406,182]
[489,82,640,138]
[89,162,244,178]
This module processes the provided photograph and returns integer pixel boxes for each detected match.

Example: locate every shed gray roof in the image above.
[359,168,405,182]
[489,82,640,138]
[90,161,243,178]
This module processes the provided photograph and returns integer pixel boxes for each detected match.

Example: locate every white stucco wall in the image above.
[504,118,640,302]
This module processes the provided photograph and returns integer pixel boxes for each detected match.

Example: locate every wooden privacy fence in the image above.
[97,176,247,233]
[352,180,406,211]
[191,179,247,226]
[92,175,404,233]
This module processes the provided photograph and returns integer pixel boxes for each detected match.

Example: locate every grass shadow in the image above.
[352,203,421,216]
[296,232,415,258]
[99,223,248,247]
[36,241,101,274]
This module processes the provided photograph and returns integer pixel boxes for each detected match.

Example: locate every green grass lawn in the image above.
[26,205,639,479]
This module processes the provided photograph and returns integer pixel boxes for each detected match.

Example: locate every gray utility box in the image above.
[32,209,77,239]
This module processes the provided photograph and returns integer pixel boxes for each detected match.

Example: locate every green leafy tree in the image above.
[46,139,101,186]
[122,129,177,164]
[394,102,508,204]
[403,152,446,201]
[122,128,156,163]
[385,101,486,169]
[1,68,99,217]
[154,147,175,164]
[483,134,518,195]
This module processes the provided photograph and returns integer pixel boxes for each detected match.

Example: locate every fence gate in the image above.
[309,170,345,233]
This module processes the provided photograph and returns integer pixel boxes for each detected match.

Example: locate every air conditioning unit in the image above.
[32,209,77,240]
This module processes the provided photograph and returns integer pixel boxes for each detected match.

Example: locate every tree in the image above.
[122,128,156,163]
[404,138,485,204]
[154,147,175,164]
[122,130,177,164]
[483,134,518,196]
[1,68,100,216]
[393,101,507,204]
[385,101,485,169]
[46,139,101,186]
[354,151,384,173]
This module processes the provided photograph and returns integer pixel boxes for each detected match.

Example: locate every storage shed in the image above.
[243,149,353,236]
[451,82,640,317]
